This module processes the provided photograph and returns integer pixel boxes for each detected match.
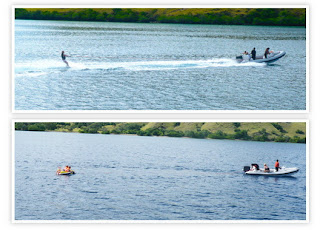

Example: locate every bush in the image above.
[101,129,110,134]
[174,122,181,127]
[271,123,287,133]
[233,123,241,128]
[27,124,46,131]
[252,135,269,142]
[15,123,28,131]
[252,128,269,142]
[208,130,228,139]
[165,130,184,137]
[290,136,306,143]
[234,129,250,140]
[274,135,291,142]
[296,129,305,134]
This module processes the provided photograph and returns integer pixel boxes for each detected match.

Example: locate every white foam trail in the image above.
[15,58,266,77]
[16,60,66,70]
[15,71,48,77]
[71,58,266,71]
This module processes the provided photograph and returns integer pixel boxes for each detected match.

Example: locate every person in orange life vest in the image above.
[275,160,280,171]
[64,165,70,172]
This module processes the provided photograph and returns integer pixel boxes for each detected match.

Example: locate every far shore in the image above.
[15,129,306,144]
[15,8,306,27]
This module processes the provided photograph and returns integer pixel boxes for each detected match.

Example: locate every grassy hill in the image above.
[15,8,306,26]
[15,122,306,143]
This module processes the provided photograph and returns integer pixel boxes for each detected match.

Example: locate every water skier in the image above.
[61,51,70,67]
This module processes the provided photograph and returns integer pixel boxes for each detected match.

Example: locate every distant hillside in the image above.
[15,8,306,26]
[15,122,306,143]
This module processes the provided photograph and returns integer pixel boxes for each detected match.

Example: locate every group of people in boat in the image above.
[262,160,280,172]
[242,47,274,61]
[56,165,72,174]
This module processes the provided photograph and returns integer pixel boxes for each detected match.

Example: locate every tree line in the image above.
[15,122,306,144]
[15,8,306,26]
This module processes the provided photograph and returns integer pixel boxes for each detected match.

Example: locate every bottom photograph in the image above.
[13,121,308,222]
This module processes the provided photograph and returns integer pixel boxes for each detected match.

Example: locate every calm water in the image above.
[15,131,306,220]
[14,20,306,110]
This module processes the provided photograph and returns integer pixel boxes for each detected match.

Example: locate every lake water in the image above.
[14,20,306,110]
[15,131,307,220]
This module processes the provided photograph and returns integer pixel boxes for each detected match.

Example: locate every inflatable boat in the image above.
[243,164,299,176]
[236,51,286,64]
[57,170,75,175]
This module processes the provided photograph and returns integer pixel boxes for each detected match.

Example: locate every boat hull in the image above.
[236,51,286,64]
[57,170,75,175]
[245,167,299,176]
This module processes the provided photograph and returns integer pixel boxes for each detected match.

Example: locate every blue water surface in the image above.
[14,20,306,110]
[15,131,306,220]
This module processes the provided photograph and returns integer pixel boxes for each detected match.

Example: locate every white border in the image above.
[11,5,309,113]
[12,119,309,223]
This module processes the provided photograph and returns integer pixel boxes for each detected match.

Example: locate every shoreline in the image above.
[14,18,306,28]
[15,8,306,27]
[14,130,306,144]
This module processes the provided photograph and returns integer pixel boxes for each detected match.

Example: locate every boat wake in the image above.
[15,58,266,77]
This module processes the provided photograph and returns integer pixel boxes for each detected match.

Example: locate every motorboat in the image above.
[236,51,286,64]
[243,164,299,176]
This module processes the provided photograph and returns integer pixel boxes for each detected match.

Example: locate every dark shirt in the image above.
[251,50,256,59]
[61,53,66,60]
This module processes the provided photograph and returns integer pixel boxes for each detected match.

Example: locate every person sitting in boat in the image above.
[264,163,270,172]
[56,167,62,174]
[64,165,70,172]
[275,160,280,171]
[242,51,250,61]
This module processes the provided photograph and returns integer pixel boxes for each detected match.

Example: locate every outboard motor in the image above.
[243,166,251,172]
[236,55,244,63]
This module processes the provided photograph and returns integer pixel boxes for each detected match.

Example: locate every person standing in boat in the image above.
[251,48,256,60]
[264,48,270,58]
[61,51,70,67]
[264,48,274,59]
[275,160,280,171]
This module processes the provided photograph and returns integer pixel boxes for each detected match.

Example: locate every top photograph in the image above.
[13,7,307,112]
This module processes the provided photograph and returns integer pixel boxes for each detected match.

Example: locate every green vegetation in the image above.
[15,122,306,143]
[15,8,306,26]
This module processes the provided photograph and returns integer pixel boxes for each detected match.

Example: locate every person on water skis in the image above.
[61,51,71,67]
